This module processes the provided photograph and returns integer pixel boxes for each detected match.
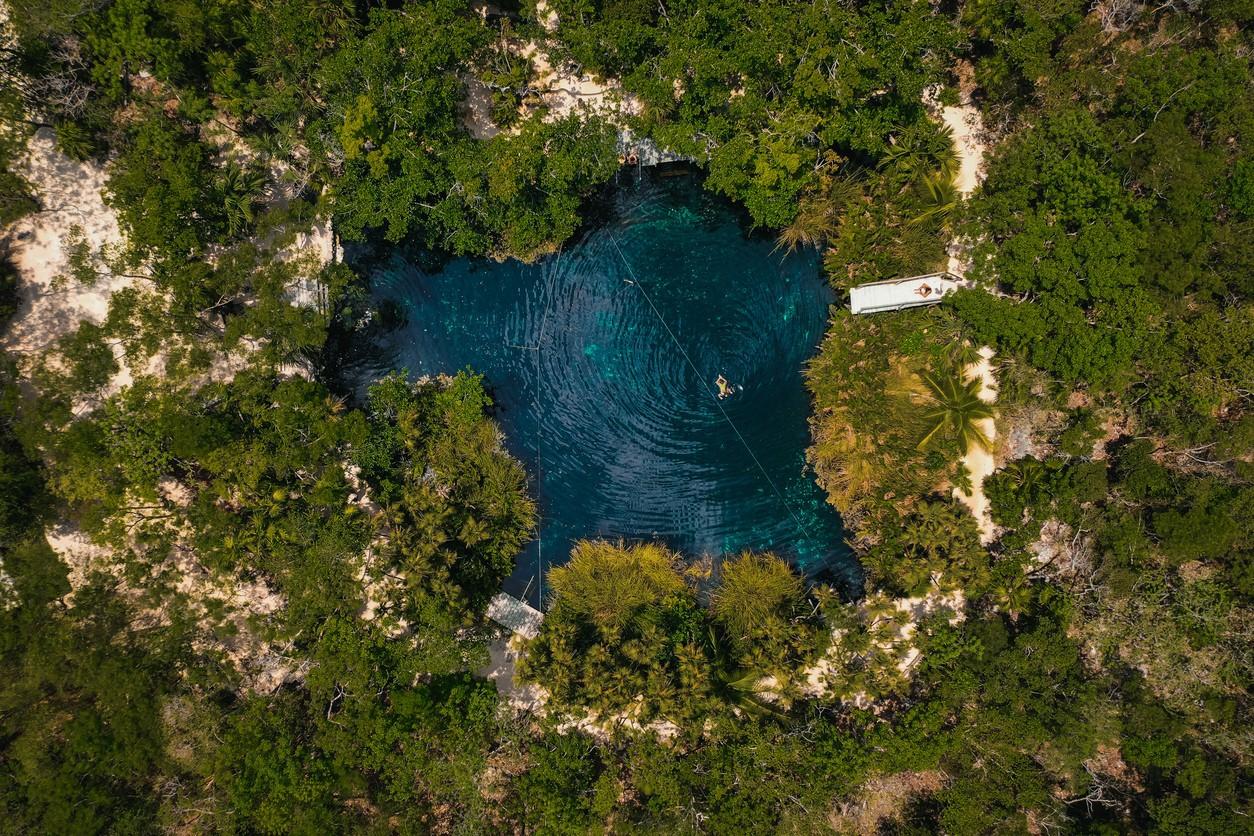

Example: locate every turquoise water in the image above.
[343,173,855,606]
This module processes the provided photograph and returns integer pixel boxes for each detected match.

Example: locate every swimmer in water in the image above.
[716,374,734,399]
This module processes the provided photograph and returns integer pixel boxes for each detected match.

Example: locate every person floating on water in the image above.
[715,374,737,399]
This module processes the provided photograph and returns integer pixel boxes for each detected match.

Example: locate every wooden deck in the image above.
[849,272,966,315]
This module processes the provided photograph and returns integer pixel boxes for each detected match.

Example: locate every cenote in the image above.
[340,172,856,606]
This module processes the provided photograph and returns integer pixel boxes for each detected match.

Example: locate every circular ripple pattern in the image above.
[345,174,856,606]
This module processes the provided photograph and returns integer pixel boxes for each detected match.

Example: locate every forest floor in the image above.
[2,126,331,693]
[2,129,129,368]
[462,2,643,144]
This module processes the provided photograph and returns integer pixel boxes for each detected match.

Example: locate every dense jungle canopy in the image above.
[0,0,1250,832]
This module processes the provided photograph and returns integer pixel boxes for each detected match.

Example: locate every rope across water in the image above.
[606,232,822,551]
[351,177,851,604]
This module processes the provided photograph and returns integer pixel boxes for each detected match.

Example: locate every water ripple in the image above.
[344,174,857,606]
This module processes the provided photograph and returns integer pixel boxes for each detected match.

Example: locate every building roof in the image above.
[849,272,966,315]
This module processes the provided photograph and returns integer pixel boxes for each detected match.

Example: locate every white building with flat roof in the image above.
[849,272,966,315]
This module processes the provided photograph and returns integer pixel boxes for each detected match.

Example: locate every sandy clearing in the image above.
[533,0,560,33]
[519,41,642,123]
[924,84,989,276]
[2,125,330,692]
[480,632,548,712]
[3,125,334,389]
[922,84,999,540]
[940,101,986,200]
[43,512,303,693]
[829,770,948,834]
[800,585,966,704]
[955,346,998,543]
[461,75,503,140]
[461,30,642,140]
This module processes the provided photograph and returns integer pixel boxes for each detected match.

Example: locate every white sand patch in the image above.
[44,522,115,593]
[533,0,560,33]
[2,128,129,356]
[3,124,332,401]
[47,507,306,694]
[556,705,681,743]
[519,41,642,123]
[461,75,503,140]
[801,584,966,704]
[462,36,643,140]
[924,84,989,276]
[161,546,304,694]
[939,102,986,199]
[923,82,986,199]
[954,346,998,543]
[480,632,548,712]
[264,160,338,273]
[41,421,310,696]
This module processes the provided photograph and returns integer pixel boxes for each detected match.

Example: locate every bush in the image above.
[1153,505,1238,564]
[510,733,614,835]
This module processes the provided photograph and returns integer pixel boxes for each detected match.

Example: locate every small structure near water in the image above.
[487,592,544,639]
[849,272,966,315]
[617,132,692,168]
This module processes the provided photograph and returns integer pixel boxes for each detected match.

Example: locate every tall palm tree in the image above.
[1004,457,1045,493]
[711,551,803,650]
[916,364,995,454]
[547,541,687,636]
[994,576,1033,621]
[775,177,858,253]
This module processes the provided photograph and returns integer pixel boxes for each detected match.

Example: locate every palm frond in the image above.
[915,364,996,455]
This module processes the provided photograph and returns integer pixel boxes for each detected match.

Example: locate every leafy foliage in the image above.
[521,542,825,724]
[916,363,995,454]
[0,0,1250,832]
[805,307,972,530]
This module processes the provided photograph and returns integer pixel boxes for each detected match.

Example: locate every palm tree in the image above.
[994,577,1033,621]
[902,502,962,560]
[909,171,960,227]
[710,551,804,650]
[775,198,838,252]
[217,163,268,237]
[776,176,858,253]
[1004,457,1045,493]
[705,627,788,719]
[916,364,995,454]
[880,123,960,185]
[547,541,687,636]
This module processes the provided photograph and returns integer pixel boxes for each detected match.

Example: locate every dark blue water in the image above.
[344,174,854,606]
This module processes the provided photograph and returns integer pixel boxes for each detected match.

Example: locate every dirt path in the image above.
[924,86,998,540]
[925,85,988,276]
